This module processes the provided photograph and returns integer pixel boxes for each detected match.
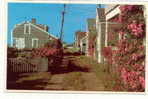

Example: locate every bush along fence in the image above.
[7,39,63,74]
[32,39,63,72]
[102,5,145,92]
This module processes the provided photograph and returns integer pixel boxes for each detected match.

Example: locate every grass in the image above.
[61,48,112,91]
[62,72,86,91]
[79,55,116,91]
[63,48,115,91]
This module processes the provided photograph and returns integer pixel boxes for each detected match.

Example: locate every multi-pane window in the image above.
[13,38,25,49]
[32,39,38,48]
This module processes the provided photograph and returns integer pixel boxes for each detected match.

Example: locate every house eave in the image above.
[12,21,58,40]
[30,23,58,40]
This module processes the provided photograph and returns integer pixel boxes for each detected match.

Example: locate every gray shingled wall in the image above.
[12,22,51,49]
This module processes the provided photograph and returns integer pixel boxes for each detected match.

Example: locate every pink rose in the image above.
[142,61,145,66]
[139,52,143,57]
[119,6,126,13]
[139,76,145,89]
[120,30,124,35]
[127,5,134,11]
[138,45,143,50]
[133,63,138,69]
[131,53,137,61]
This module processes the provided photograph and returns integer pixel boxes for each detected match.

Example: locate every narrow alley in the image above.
[7,48,106,91]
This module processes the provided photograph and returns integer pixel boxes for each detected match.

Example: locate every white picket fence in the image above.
[7,58,38,73]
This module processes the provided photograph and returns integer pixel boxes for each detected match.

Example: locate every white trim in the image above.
[12,37,25,49]
[30,23,58,39]
[29,23,31,34]
[12,21,57,39]
[97,22,102,63]
[105,21,108,47]
[11,30,13,47]
[32,38,39,48]
[106,6,121,21]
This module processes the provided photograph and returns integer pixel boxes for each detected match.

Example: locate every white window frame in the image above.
[32,38,39,48]
[13,38,25,49]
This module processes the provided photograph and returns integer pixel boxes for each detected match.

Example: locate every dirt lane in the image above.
[7,49,105,91]
[44,49,105,91]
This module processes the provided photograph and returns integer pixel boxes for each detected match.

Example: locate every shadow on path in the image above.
[49,51,91,75]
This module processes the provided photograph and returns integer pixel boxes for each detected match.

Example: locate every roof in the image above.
[96,8,105,22]
[13,21,58,39]
[104,5,118,14]
[75,30,86,40]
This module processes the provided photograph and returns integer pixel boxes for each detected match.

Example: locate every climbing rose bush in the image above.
[103,5,145,92]
[32,47,60,58]
[88,30,97,59]
[101,47,112,63]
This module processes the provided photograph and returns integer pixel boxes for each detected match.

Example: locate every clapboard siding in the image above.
[13,24,25,38]
[12,22,54,49]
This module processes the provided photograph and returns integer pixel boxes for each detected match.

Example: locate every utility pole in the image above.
[59,4,66,42]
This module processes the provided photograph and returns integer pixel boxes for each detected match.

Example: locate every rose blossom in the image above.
[120,30,124,35]
[138,45,143,50]
[133,63,138,69]
[119,6,126,13]
[127,5,134,11]
[131,53,137,61]
[139,76,145,89]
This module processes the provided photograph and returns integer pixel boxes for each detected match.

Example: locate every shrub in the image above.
[102,5,145,92]
[7,46,18,58]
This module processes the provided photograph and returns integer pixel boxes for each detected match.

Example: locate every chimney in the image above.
[31,18,36,24]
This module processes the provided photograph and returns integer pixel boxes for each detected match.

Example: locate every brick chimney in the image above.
[31,18,36,24]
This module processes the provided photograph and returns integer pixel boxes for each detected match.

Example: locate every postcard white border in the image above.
[2,0,148,94]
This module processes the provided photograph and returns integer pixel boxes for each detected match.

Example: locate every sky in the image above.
[8,3,104,45]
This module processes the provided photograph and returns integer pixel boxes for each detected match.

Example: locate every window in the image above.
[13,38,25,49]
[83,43,86,46]
[32,38,38,48]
